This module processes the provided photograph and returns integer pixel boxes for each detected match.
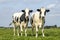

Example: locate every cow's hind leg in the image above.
[13,24,15,36]
[32,25,34,36]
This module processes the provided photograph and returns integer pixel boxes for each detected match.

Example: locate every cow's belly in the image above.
[15,22,20,27]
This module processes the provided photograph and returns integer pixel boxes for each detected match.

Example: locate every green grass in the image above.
[0,28,60,40]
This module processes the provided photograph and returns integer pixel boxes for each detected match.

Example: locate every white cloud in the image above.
[47,4,56,9]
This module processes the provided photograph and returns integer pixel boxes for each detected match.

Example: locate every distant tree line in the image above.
[28,25,60,29]
[0,25,60,29]
[44,25,58,29]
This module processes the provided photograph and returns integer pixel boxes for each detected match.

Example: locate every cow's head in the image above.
[37,7,50,18]
[21,8,33,20]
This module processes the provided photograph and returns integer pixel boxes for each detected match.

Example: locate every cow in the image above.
[12,8,33,36]
[30,7,50,37]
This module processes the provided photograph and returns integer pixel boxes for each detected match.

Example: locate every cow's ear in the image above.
[21,10,25,12]
[37,9,40,11]
[29,10,33,12]
[46,9,50,12]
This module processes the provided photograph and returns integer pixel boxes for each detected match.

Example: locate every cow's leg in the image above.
[32,25,34,36]
[24,25,27,36]
[35,25,38,38]
[17,26,19,36]
[42,25,45,37]
[13,24,15,36]
[25,27,27,36]
[20,24,23,36]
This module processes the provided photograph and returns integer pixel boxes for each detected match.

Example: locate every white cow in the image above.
[30,7,50,37]
[12,8,33,36]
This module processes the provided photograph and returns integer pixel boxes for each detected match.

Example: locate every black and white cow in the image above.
[12,8,33,36]
[30,7,50,37]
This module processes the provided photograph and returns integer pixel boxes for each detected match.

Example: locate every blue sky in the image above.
[0,0,60,27]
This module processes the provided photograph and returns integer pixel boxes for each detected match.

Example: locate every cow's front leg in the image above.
[42,25,45,37]
[20,25,23,36]
[24,25,27,36]
[35,25,38,38]
[17,26,19,36]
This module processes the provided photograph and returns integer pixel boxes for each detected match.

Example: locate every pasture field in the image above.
[0,27,60,40]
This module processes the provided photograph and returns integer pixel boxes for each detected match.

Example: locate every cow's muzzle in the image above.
[26,16,29,21]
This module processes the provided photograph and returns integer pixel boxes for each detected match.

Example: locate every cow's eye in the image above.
[44,11,46,15]
[29,13,30,15]
[28,12,30,15]
[44,13,46,15]
[24,12,26,14]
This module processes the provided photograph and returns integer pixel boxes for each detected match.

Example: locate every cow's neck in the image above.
[20,13,26,23]
[20,13,29,23]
